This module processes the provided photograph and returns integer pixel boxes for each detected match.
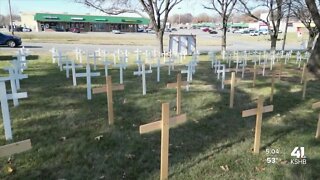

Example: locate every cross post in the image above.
[93,76,124,125]
[242,95,274,154]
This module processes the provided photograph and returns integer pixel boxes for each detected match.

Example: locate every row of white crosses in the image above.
[0,48,29,141]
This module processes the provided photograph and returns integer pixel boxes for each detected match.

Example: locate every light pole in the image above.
[8,0,14,35]
[178,7,181,25]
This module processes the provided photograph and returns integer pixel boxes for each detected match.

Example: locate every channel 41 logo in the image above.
[290,147,307,165]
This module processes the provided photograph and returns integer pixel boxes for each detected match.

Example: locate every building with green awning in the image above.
[21,12,150,32]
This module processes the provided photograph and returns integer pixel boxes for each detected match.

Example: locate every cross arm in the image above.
[242,105,274,117]
[139,114,187,134]
[92,84,124,94]
[0,139,32,158]
[312,102,320,109]
[166,81,188,88]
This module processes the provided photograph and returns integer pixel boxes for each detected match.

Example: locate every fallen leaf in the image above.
[7,166,14,174]
[95,135,103,141]
[220,165,229,172]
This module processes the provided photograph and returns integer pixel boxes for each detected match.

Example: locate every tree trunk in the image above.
[307,31,316,52]
[221,26,227,59]
[307,34,320,75]
[270,35,277,51]
[157,30,164,55]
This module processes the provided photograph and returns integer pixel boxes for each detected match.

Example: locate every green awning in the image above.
[34,13,149,24]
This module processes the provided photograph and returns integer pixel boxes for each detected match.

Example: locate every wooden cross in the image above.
[277,62,283,80]
[302,68,308,100]
[270,71,275,102]
[167,74,188,115]
[139,103,187,180]
[0,139,32,158]
[0,81,27,140]
[133,63,152,95]
[75,64,100,100]
[312,102,320,139]
[253,64,257,87]
[93,76,124,125]
[224,72,238,108]
[217,64,226,89]
[242,95,274,154]
[301,63,306,84]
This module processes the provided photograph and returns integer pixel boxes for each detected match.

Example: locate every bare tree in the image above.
[204,0,237,54]
[194,13,214,23]
[305,0,320,76]
[238,0,285,51]
[76,0,183,54]
[292,0,318,51]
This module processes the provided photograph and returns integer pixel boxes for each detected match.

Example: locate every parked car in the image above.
[0,32,22,48]
[249,30,259,36]
[22,27,32,32]
[137,28,145,32]
[55,27,65,32]
[259,29,269,35]
[233,29,243,33]
[112,29,121,34]
[70,27,80,33]
[171,28,177,31]
[209,29,218,34]
[201,27,210,32]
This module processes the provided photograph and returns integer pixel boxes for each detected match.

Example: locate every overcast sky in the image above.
[0,0,214,16]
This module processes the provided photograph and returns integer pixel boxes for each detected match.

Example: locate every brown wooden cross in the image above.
[302,68,308,100]
[93,76,124,125]
[0,139,32,158]
[167,73,188,115]
[270,71,275,102]
[312,102,320,139]
[301,63,306,84]
[252,64,257,87]
[224,72,239,108]
[242,95,274,154]
[140,103,187,180]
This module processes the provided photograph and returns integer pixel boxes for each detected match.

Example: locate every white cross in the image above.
[3,62,28,90]
[0,68,22,106]
[49,47,57,63]
[63,60,72,78]
[74,48,84,64]
[151,57,163,82]
[71,60,83,86]
[133,64,152,95]
[0,81,27,140]
[114,57,127,84]
[103,59,113,77]
[87,51,100,70]
[209,51,216,69]
[217,64,227,89]
[165,58,175,76]
[181,62,194,91]
[75,64,100,100]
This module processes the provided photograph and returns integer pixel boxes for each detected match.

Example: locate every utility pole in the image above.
[282,0,292,51]
[8,0,14,35]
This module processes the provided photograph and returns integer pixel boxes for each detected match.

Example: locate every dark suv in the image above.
[0,32,22,48]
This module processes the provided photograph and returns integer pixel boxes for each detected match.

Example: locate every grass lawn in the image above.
[0,51,319,179]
